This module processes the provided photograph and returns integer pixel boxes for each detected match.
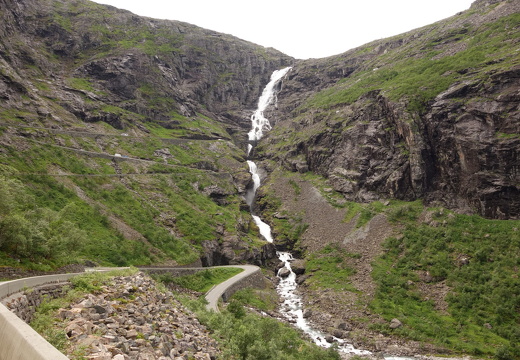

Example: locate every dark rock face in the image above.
[260,0,520,219]
[0,0,293,135]
[200,239,276,267]
[423,70,520,219]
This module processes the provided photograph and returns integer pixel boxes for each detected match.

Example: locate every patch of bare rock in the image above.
[58,272,219,360]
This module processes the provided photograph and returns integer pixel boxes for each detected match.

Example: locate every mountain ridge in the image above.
[259,0,519,219]
[1,0,519,358]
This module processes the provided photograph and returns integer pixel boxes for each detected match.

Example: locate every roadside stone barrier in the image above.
[0,265,266,359]
[0,273,83,360]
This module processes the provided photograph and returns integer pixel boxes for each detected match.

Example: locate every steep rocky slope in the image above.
[1,0,519,358]
[0,0,292,268]
[259,0,519,220]
[0,0,292,136]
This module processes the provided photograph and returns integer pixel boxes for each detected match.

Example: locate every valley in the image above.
[0,0,519,358]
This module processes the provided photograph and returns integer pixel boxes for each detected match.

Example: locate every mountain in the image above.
[0,0,519,358]
[259,0,519,220]
[0,0,292,269]
[250,1,519,357]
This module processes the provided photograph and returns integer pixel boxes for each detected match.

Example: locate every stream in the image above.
[245,67,372,356]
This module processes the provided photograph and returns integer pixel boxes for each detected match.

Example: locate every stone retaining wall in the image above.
[141,268,204,277]
[2,283,68,323]
[221,267,266,301]
[0,273,82,360]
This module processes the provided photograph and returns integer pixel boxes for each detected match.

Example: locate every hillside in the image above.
[0,0,519,358]
[251,0,520,357]
[0,0,292,269]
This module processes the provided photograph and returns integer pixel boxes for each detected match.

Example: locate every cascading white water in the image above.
[247,160,274,243]
[247,160,261,197]
[277,253,372,355]
[245,66,371,356]
[247,67,292,155]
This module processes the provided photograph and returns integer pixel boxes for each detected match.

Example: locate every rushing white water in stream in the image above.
[277,252,372,355]
[245,67,370,355]
[247,67,292,155]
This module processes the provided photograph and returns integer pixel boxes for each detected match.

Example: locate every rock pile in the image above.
[58,272,219,360]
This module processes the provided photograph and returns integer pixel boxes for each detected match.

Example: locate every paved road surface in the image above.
[203,265,261,312]
[136,265,262,312]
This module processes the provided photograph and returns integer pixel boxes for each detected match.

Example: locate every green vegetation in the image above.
[344,200,423,228]
[370,207,520,358]
[0,120,257,269]
[183,298,341,360]
[30,268,138,352]
[0,173,88,269]
[305,244,359,292]
[303,12,520,112]
[230,287,279,312]
[145,113,230,139]
[153,267,243,293]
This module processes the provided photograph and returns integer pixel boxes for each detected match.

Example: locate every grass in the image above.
[229,287,279,311]
[302,12,520,113]
[370,206,520,358]
[0,123,254,268]
[153,267,243,293]
[305,244,360,292]
[145,113,229,139]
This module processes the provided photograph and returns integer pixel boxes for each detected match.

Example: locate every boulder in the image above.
[335,321,352,331]
[290,259,306,275]
[278,267,291,278]
[325,335,334,343]
[302,308,313,318]
[389,318,403,329]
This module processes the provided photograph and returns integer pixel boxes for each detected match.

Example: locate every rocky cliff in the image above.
[0,0,293,137]
[258,0,519,219]
[0,0,291,268]
[0,0,518,273]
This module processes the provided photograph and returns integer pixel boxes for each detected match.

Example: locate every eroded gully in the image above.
[245,67,371,357]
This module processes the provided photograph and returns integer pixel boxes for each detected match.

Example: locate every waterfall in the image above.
[244,67,371,356]
[247,67,292,155]
[242,67,416,359]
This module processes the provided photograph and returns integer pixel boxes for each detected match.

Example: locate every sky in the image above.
[92,0,475,59]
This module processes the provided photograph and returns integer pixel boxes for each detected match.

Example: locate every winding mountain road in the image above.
[203,265,260,312]
[0,264,262,360]
[139,265,262,312]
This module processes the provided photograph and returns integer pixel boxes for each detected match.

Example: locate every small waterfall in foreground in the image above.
[245,67,371,356]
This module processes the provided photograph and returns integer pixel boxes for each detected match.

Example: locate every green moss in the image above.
[66,77,95,92]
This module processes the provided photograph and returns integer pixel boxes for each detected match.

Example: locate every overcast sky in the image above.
[92,0,475,59]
